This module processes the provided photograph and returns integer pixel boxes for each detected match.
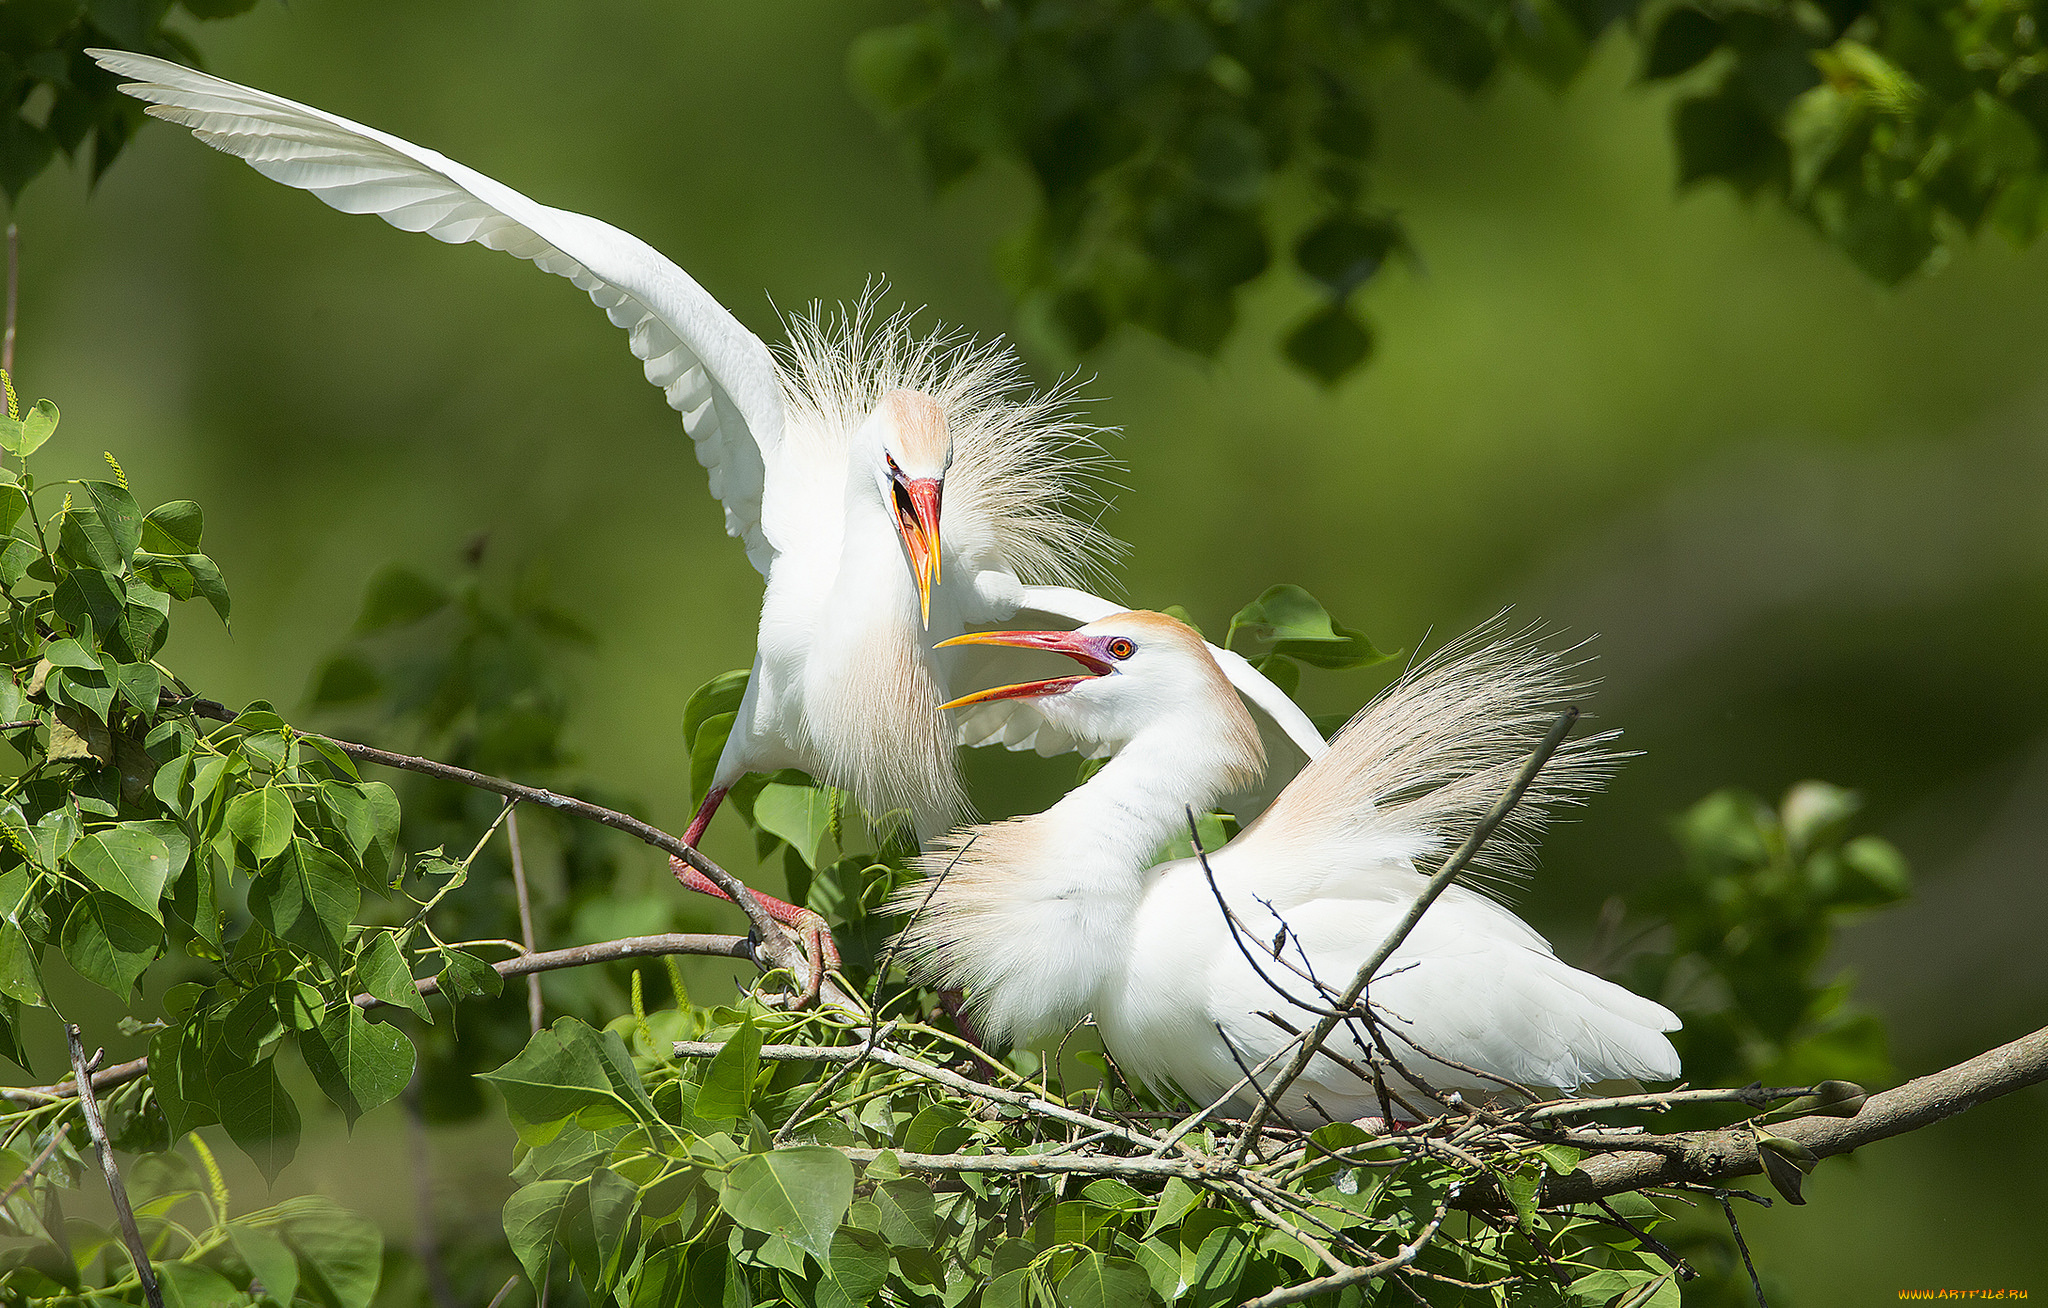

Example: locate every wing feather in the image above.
[93,49,785,575]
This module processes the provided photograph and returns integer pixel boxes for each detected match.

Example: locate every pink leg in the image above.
[683,785,728,848]
[669,784,842,986]
[938,988,988,1051]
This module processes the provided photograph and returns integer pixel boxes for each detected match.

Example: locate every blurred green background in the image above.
[7,0,2044,1299]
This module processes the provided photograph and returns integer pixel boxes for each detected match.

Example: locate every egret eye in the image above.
[1107,637,1136,660]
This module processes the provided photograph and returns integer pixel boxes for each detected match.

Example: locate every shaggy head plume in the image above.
[773,289,1124,592]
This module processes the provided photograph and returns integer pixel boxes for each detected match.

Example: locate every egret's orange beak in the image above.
[934,630,1117,710]
[895,477,943,628]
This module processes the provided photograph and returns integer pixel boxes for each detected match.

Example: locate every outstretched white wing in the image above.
[949,581,1328,815]
[94,49,787,575]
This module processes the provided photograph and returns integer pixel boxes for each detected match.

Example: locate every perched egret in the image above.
[96,53,1328,952]
[898,613,1680,1125]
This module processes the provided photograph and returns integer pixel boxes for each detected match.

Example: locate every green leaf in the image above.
[54,568,126,643]
[753,782,835,869]
[61,891,160,997]
[229,1222,298,1307]
[0,917,43,1006]
[1294,213,1404,296]
[150,1022,218,1138]
[223,984,287,1058]
[226,787,296,862]
[82,481,143,562]
[158,1261,243,1308]
[300,1005,414,1128]
[66,826,174,921]
[275,1196,382,1308]
[695,1017,762,1123]
[482,1019,654,1134]
[690,710,737,807]
[1283,302,1373,385]
[59,504,125,573]
[720,1148,855,1264]
[503,1179,574,1285]
[437,947,504,1003]
[0,400,57,458]
[44,637,100,671]
[1144,1176,1202,1238]
[822,1226,889,1308]
[1226,584,1389,669]
[1184,1226,1252,1307]
[355,933,429,1021]
[1056,1252,1154,1308]
[872,1176,936,1248]
[249,840,358,971]
[113,661,163,715]
[1642,6,1723,79]
[684,669,751,749]
[354,565,449,632]
[182,553,232,624]
[216,1059,301,1184]
[142,501,204,554]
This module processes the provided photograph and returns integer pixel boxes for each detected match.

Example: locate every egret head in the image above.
[863,388,954,628]
[937,611,1258,761]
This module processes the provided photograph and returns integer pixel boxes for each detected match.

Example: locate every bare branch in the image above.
[169,694,806,981]
[507,808,543,1034]
[1,933,757,1105]
[67,1025,162,1308]
[1540,1022,2048,1205]
[354,933,756,1010]
[674,1038,1170,1153]
[840,1147,1231,1180]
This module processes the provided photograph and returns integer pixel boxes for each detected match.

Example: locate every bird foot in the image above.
[668,854,843,1008]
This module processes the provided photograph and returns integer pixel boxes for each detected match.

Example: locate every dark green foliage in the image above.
[1626,779,1909,1098]
[0,0,271,204]
[854,0,2048,380]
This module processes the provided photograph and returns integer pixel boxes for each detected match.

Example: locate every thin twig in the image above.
[484,1277,519,1308]
[3,223,16,378]
[674,1038,1170,1153]
[67,1025,162,1308]
[1520,1083,1815,1122]
[506,808,543,1034]
[354,933,755,1010]
[775,1020,901,1146]
[1593,1196,1695,1281]
[1236,709,1580,1154]
[169,694,804,982]
[839,1147,1232,1180]
[1718,1190,1769,1308]
[1239,1189,1457,1308]
[0,1117,71,1208]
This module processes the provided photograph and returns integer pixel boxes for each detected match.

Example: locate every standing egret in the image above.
[898,613,1680,1124]
[95,53,1328,956]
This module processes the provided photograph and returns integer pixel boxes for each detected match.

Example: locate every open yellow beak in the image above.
[897,477,943,628]
[933,630,1115,710]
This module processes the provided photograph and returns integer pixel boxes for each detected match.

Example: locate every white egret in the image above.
[95,53,1329,954]
[899,613,1680,1124]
